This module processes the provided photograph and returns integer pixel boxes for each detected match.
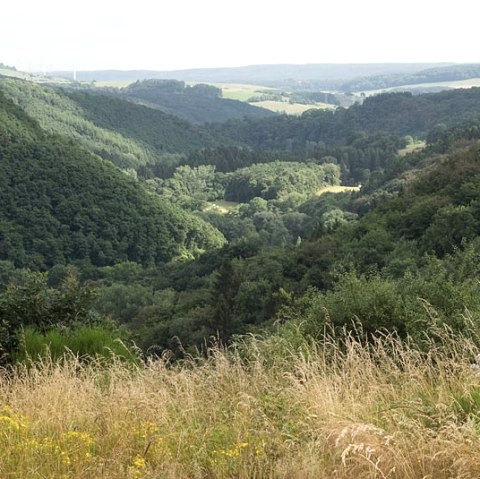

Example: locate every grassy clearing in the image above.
[0,69,33,80]
[251,100,334,115]
[211,83,336,114]
[204,200,240,215]
[398,140,426,157]
[211,83,276,102]
[1,329,480,478]
[93,80,134,88]
[316,185,361,196]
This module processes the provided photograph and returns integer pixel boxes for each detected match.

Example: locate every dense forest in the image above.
[3,74,480,362]
[0,91,225,270]
[106,79,274,124]
[214,88,480,149]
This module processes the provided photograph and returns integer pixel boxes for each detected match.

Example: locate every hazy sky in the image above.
[1,0,479,72]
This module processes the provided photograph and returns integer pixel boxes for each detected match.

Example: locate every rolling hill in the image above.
[0,91,225,269]
[0,78,220,168]
[212,88,480,151]
[114,79,274,124]
[51,63,451,88]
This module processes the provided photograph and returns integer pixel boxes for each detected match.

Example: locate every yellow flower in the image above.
[63,431,94,446]
[61,451,71,465]
[132,455,146,469]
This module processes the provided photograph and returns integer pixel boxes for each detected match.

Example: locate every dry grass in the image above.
[1,330,480,478]
[250,100,334,115]
[398,141,426,157]
[204,200,240,215]
[316,185,361,196]
[211,83,276,102]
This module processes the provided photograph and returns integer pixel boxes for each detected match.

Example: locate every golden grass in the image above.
[93,81,134,88]
[210,83,276,102]
[1,330,480,478]
[316,185,361,196]
[204,200,240,215]
[250,100,334,115]
[398,141,426,157]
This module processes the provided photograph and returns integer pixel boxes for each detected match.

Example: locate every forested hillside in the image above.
[213,88,480,150]
[100,118,480,353]
[341,63,480,92]
[3,77,480,360]
[0,91,225,270]
[116,79,274,123]
[0,78,219,169]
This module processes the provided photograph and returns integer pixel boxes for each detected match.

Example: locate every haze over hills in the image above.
[51,62,453,88]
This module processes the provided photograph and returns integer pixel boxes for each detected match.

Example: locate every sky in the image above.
[1,0,479,72]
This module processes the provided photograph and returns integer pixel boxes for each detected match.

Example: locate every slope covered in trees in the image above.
[0,78,219,169]
[5,76,480,358]
[0,91,225,269]
[78,120,480,354]
[65,89,220,152]
[212,89,480,151]
[341,63,480,92]
[117,79,274,123]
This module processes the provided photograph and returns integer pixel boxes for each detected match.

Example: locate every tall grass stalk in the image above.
[0,327,480,478]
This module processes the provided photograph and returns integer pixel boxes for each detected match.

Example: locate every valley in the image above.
[2,60,480,477]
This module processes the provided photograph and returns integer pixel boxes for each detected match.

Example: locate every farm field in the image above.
[251,100,334,114]
[363,77,480,95]
[94,80,135,88]
[212,82,277,101]
[0,68,36,80]
[211,83,336,114]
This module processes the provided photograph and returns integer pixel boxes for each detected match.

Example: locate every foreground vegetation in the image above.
[1,328,480,478]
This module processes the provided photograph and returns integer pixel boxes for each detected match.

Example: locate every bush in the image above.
[13,325,137,363]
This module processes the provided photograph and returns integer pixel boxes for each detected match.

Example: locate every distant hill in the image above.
[65,88,221,151]
[51,63,451,89]
[341,63,480,92]
[110,79,274,124]
[212,88,480,150]
[0,91,225,269]
[0,78,219,168]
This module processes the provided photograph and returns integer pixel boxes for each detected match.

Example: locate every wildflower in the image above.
[132,455,146,469]
[129,455,147,479]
